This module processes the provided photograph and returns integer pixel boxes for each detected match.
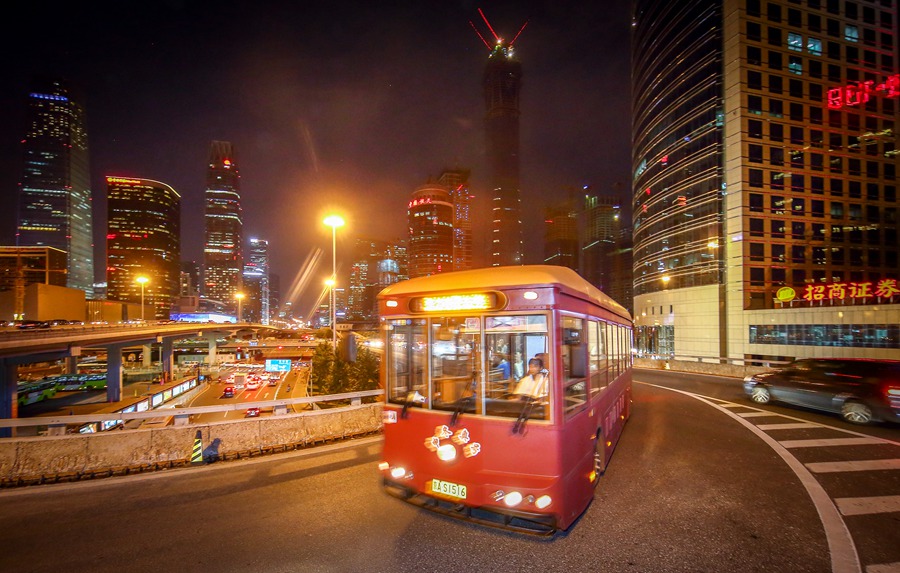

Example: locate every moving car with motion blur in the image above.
[743,358,900,425]
[222,386,235,398]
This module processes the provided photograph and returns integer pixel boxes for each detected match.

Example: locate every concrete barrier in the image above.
[0,402,383,485]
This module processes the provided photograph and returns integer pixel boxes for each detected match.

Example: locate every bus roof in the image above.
[378,265,632,322]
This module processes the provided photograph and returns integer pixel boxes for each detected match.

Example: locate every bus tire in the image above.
[594,433,606,479]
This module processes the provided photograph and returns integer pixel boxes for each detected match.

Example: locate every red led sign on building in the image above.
[778,278,900,304]
[826,74,900,109]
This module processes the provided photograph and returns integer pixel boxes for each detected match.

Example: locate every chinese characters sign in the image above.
[827,74,900,109]
[777,278,900,304]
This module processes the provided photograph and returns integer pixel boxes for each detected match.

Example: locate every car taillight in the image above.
[883,384,900,410]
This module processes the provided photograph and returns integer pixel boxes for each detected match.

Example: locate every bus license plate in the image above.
[431,478,467,500]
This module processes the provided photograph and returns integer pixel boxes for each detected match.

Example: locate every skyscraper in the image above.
[481,35,524,267]
[543,196,579,271]
[408,183,454,278]
[243,238,269,324]
[203,141,242,307]
[15,77,94,296]
[439,169,474,272]
[632,0,899,359]
[106,177,181,319]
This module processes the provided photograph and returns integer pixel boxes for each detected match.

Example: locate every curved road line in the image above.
[638,381,862,573]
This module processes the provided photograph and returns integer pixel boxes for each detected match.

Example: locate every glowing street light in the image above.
[235,292,245,323]
[323,215,345,353]
[135,276,149,320]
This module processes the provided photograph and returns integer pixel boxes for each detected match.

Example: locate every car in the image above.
[246,381,259,391]
[16,320,50,329]
[222,386,235,398]
[743,358,900,425]
[245,407,260,417]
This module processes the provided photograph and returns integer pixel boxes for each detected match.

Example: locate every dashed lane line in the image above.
[780,438,888,448]
[758,422,822,430]
[835,496,900,517]
[806,459,900,473]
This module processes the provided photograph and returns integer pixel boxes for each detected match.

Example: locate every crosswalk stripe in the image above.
[780,437,886,448]
[866,562,900,573]
[835,495,900,516]
[758,423,820,430]
[806,459,900,473]
[737,411,781,418]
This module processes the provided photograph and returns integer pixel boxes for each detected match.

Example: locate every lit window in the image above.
[788,33,803,51]
[844,25,858,43]
[788,56,802,75]
[807,37,822,55]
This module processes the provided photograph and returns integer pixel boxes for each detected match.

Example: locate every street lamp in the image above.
[323,214,345,353]
[135,276,149,320]
[235,292,245,323]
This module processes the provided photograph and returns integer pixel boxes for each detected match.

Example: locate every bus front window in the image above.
[484,314,550,421]
[430,317,479,413]
[385,319,427,405]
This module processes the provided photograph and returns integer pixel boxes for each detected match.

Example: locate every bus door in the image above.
[559,316,595,497]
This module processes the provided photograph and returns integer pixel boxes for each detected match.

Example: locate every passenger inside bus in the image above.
[513,357,549,401]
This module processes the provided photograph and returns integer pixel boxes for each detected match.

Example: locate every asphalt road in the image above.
[1,369,897,573]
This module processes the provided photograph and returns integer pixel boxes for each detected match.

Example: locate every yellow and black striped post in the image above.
[190,430,204,465]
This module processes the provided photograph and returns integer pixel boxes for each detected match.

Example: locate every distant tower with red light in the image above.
[472,10,527,267]
[203,140,243,307]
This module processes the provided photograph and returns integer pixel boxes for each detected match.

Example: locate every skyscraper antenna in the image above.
[478,8,500,42]
[509,20,529,47]
[469,19,492,50]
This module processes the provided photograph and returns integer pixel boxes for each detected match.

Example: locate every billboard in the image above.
[265,359,291,372]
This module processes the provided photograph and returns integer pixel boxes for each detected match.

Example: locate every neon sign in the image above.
[827,74,900,109]
[777,278,900,304]
[410,292,503,313]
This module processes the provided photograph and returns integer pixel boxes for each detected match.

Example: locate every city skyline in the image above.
[0,1,632,313]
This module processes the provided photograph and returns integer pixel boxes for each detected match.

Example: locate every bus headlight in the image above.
[535,495,552,509]
[503,491,523,507]
[436,444,457,461]
[390,467,408,479]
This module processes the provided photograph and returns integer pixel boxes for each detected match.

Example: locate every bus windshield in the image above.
[385,314,550,422]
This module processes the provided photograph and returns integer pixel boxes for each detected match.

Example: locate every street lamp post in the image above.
[135,276,149,320]
[235,292,245,323]
[323,215,345,353]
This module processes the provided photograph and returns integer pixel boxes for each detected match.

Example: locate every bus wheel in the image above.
[594,434,606,478]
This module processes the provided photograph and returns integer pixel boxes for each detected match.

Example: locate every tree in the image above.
[310,342,334,394]
[349,347,380,391]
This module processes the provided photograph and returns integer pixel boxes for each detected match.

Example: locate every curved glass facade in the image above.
[631,1,724,297]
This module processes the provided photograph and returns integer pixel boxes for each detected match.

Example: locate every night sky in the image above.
[0,0,632,315]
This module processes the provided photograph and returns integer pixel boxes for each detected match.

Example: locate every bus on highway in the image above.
[17,380,59,406]
[377,265,633,535]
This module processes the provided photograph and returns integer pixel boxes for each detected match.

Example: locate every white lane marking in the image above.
[867,562,900,573]
[835,495,900,517]
[758,422,821,430]
[719,403,745,408]
[807,459,900,473]
[737,411,784,418]
[780,438,887,448]
[639,382,862,573]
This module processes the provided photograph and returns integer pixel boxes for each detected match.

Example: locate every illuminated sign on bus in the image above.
[409,292,505,313]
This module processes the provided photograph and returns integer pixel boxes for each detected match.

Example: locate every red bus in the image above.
[377,265,633,534]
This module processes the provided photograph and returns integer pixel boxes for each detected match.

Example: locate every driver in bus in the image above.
[513,357,549,401]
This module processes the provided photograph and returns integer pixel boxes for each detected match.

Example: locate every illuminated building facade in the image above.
[243,238,269,324]
[582,191,633,315]
[483,40,524,267]
[632,0,899,360]
[408,183,454,278]
[15,78,94,296]
[439,169,474,271]
[203,141,243,307]
[349,237,407,320]
[106,177,181,319]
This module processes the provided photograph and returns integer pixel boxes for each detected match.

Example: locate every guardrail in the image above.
[633,355,790,378]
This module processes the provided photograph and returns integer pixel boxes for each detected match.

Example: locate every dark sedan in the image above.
[743,358,900,425]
